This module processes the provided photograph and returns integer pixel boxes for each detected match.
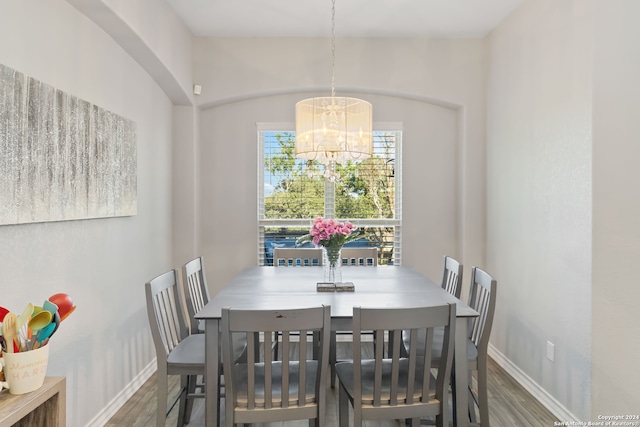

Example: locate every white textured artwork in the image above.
[0,64,137,225]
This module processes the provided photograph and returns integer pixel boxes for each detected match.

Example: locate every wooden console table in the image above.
[0,377,66,427]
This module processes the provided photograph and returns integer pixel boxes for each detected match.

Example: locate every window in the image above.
[258,122,402,266]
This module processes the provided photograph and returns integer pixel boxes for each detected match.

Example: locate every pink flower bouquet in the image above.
[296,218,362,267]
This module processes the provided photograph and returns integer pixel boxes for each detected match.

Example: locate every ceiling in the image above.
[165,0,524,39]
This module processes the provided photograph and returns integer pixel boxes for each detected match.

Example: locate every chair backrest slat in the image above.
[407,328,418,403]
[373,328,383,405]
[264,331,273,408]
[159,289,179,351]
[298,329,308,406]
[281,330,290,407]
[352,308,363,404]
[389,329,402,405]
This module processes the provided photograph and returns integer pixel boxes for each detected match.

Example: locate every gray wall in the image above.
[0,0,174,425]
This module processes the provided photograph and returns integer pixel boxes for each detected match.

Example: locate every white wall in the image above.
[172,105,201,265]
[486,0,594,420]
[592,0,640,416]
[191,37,488,295]
[0,1,174,425]
[67,0,195,105]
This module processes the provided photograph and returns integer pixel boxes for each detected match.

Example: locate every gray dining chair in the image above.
[465,267,497,426]
[182,256,247,353]
[181,256,248,400]
[221,305,331,427]
[272,248,323,362]
[341,247,378,266]
[273,246,379,387]
[335,303,456,427]
[401,255,462,356]
[402,266,497,426]
[181,256,210,334]
[330,247,379,387]
[145,269,207,427]
[441,255,463,298]
[273,247,323,267]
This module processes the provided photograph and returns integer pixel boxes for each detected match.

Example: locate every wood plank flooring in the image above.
[106,342,559,426]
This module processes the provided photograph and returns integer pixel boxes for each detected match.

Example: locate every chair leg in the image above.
[156,366,168,427]
[347,382,362,427]
[177,375,189,427]
[218,372,222,427]
[225,378,234,427]
[467,369,478,424]
[477,357,489,427]
[353,405,362,427]
[438,375,450,427]
[450,361,458,426]
[338,384,349,427]
[330,331,337,387]
[183,374,197,424]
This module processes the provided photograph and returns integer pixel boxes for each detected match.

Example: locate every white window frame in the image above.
[257,122,402,265]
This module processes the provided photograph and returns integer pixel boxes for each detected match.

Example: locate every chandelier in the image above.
[295,0,373,181]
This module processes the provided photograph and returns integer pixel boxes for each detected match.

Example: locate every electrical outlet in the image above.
[547,341,555,362]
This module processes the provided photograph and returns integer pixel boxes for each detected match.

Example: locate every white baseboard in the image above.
[85,359,157,427]
[488,344,580,423]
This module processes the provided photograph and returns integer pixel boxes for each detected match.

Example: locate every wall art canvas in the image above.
[0,64,137,225]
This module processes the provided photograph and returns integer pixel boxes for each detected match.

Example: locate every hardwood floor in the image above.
[106,343,559,426]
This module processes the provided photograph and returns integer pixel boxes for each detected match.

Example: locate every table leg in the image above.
[204,318,219,427]
[454,316,469,427]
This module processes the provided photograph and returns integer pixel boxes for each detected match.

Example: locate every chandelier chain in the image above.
[331,0,336,97]
[294,0,373,180]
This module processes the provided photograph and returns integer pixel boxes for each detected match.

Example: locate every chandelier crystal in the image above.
[295,0,373,180]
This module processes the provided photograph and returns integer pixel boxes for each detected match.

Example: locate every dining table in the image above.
[195,265,479,426]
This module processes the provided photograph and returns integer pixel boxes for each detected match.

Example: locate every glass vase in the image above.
[322,246,342,284]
